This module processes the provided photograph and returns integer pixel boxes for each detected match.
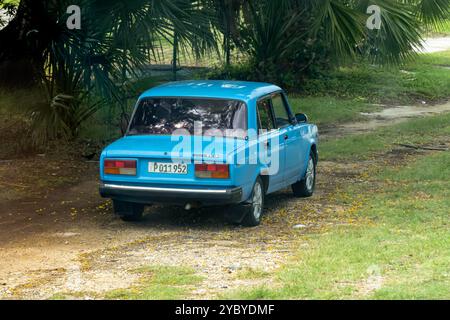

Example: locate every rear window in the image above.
[127,98,247,137]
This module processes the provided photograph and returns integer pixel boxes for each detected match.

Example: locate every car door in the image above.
[270,92,304,186]
[256,97,285,192]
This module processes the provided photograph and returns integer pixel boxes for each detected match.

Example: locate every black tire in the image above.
[113,200,145,222]
[241,177,265,227]
[292,152,317,198]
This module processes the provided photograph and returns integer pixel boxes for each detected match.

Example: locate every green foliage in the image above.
[239,0,314,83]
[0,88,41,157]
[18,1,132,144]
[1,0,449,146]
[3,0,219,146]
[203,62,255,81]
[208,0,449,87]
[360,0,422,64]
[301,50,450,104]
[26,94,103,144]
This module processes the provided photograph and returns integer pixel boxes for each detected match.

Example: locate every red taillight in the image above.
[195,163,229,179]
[104,159,137,175]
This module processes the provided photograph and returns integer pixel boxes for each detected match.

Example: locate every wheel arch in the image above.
[310,143,318,163]
[260,175,269,194]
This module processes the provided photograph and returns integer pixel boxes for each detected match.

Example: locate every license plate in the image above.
[148,162,188,175]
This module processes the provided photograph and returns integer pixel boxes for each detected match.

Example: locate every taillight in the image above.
[104,159,137,175]
[195,164,230,179]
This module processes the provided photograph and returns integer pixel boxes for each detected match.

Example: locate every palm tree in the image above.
[210,0,244,67]
[232,0,449,85]
[0,0,448,142]
[0,0,218,142]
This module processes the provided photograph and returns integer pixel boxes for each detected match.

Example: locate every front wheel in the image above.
[241,177,265,227]
[113,200,145,222]
[292,152,316,198]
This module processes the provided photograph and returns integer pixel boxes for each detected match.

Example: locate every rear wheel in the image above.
[241,177,265,227]
[292,152,316,198]
[113,200,145,222]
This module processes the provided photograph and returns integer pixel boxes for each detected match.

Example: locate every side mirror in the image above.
[295,113,308,123]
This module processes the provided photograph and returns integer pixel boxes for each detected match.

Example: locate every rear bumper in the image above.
[99,183,243,206]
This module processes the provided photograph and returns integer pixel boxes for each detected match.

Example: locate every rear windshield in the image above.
[127,98,247,137]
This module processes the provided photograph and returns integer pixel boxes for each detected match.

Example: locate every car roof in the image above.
[139,80,282,103]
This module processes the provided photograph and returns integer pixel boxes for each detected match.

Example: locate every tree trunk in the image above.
[172,31,178,81]
[0,0,56,87]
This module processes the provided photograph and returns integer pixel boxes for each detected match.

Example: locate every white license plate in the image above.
[148,162,188,175]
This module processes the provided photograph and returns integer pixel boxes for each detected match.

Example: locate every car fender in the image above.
[301,124,319,176]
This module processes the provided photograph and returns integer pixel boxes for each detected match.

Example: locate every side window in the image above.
[257,99,275,132]
[271,93,291,128]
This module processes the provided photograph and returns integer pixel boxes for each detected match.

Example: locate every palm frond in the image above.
[414,0,450,27]
[311,0,366,59]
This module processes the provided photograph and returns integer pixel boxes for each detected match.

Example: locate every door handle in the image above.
[284,134,289,140]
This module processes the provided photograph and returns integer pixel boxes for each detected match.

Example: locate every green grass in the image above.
[50,265,204,300]
[104,266,203,300]
[227,150,450,300]
[235,268,271,280]
[302,50,450,105]
[289,96,381,127]
[320,112,450,161]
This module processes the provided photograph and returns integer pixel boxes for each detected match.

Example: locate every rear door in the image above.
[270,92,304,185]
[256,98,285,191]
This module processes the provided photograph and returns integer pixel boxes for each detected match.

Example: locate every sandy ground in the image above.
[1,97,449,299]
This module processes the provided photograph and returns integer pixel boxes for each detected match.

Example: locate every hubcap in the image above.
[252,182,263,220]
[305,157,315,191]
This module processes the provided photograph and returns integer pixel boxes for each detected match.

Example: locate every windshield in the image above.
[127,98,247,137]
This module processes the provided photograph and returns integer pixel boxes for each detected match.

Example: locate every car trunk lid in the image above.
[102,135,244,186]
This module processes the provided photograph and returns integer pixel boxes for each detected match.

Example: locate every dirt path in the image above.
[419,37,450,53]
[0,160,358,299]
[320,101,450,140]
[1,100,450,300]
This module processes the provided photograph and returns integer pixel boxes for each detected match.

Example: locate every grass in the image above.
[104,266,203,300]
[289,96,380,127]
[302,50,450,106]
[235,268,271,280]
[320,112,450,161]
[227,147,450,300]
[50,265,203,300]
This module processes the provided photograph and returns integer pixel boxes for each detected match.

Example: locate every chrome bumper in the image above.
[99,183,243,205]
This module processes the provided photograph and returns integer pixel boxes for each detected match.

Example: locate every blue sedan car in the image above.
[100,81,318,226]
